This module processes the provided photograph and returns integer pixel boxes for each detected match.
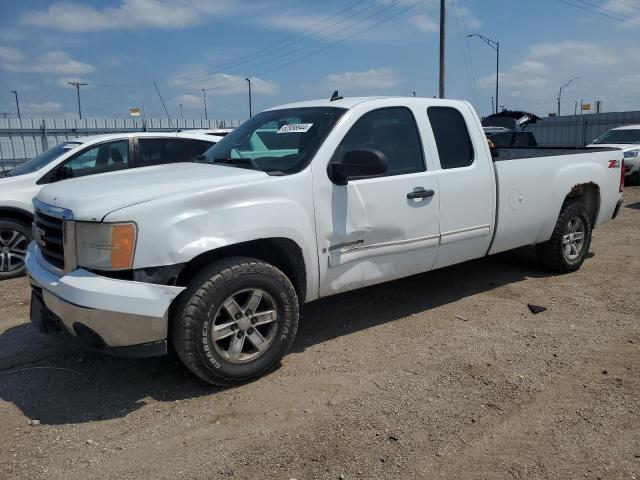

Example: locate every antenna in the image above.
[330,90,343,102]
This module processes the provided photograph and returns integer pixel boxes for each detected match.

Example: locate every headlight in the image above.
[623,149,640,158]
[75,222,137,270]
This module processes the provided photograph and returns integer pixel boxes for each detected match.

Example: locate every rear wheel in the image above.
[172,257,299,386]
[536,201,592,273]
[0,220,31,280]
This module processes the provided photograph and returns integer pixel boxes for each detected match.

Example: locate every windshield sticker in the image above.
[277,123,313,134]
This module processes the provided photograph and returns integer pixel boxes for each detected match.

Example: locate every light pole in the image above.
[490,96,494,116]
[468,34,499,114]
[68,81,87,119]
[245,77,252,118]
[179,103,184,119]
[557,77,580,117]
[10,90,20,120]
[438,0,446,98]
[202,88,208,120]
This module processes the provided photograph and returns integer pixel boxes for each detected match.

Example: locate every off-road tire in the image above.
[536,201,592,273]
[172,257,299,386]
[0,219,31,280]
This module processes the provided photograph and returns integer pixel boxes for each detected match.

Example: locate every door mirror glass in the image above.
[328,148,387,185]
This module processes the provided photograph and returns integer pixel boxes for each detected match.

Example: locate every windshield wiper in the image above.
[212,158,262,171]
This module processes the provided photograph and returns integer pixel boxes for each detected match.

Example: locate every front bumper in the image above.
[26,243,185,357]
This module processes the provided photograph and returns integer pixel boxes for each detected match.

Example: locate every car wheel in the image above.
[0,220,31,280]
[172,256,299,386]
[536,201,592,273]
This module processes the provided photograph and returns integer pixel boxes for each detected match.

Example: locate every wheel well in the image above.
[176,237,307,301]
[565,183,600,225]
[0,208,33,229]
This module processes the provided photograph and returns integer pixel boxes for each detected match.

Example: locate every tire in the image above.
[536,201,592,273]
[172,256,299,386]
[0,220,31,280]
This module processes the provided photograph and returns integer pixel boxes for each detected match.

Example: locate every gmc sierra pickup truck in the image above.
[26,96,624,385]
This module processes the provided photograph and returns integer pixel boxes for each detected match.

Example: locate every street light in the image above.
[10,90,20,120]
[557,77,580,116]
[245,77,252,118]
[468,34,499,114]
[202,88,208,120]
[68,81,87,119]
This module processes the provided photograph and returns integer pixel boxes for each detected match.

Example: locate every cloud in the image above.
[475,39,639,114]
[324,68,402,89]
[169,71,280,96]
[0,46,24,63]
[172,94,203,108]
[21,102,63,114]
[408,14,438,32]
[0,48,94,75]
[528,41,621,66]
[20,0,234,32]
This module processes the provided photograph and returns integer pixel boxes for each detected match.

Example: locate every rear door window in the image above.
[427,107,474,169]
[138,138,189,166]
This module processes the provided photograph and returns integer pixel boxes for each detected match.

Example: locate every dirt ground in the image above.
[1,188,639,480]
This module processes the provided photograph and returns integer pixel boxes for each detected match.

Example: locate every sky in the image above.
[0,0,639,121]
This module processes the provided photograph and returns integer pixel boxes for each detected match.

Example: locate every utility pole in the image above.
[179,103,184,119]
[490,96,494,115]
[438,0,445,98]
[467,34,499,114]
[68,81,87,119]
[10,90,20,120]
[202,88,208,120]
[557,76,580,116]
[245,78,252,117]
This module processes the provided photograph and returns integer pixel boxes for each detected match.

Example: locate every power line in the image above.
[574,0,640,20]
[253,1,425,77]
[170,0,373,84]
[452,0,479,107]
[173,1,404,86]
[553,0,640,27]
[607,0,640,13]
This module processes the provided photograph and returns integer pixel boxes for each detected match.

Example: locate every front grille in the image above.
[34,210,65,269]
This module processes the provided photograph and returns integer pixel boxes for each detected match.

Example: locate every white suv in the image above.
[0,131,220,279]
[589,125,640,183]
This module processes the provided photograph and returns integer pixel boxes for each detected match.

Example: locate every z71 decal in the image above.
[608,160,621,168]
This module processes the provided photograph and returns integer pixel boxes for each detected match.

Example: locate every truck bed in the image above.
[489,147,623,256]
[493,146,619,161]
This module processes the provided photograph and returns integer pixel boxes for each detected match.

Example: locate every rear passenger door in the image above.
[426,105,496,268]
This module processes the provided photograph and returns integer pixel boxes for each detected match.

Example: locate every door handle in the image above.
[407,188,435,199]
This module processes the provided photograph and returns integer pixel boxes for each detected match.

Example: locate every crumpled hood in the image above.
[37,162,268,221]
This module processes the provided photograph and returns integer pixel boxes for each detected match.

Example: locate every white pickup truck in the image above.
[26,96,624,385]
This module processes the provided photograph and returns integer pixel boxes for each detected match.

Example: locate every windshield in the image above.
[7,142,81,177]
[201,107,346,175]
[593,129,640,145]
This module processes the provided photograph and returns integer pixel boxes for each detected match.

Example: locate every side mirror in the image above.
[328,149,388,185]
[54,166,73,182]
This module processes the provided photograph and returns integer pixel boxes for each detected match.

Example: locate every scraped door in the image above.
[313,105,441,297]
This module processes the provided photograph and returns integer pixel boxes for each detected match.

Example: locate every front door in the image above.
[312,106,441,297]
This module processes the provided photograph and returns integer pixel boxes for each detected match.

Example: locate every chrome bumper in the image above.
[26,243,185,350]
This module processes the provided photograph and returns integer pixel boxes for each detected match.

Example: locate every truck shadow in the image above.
[0,247,556,425]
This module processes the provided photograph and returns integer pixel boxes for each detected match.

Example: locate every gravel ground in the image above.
[1,187,639,480]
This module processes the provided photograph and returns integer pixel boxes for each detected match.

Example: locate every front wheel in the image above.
[172,257,299,386]
[536,201,592,273]
[0,220,31,280]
